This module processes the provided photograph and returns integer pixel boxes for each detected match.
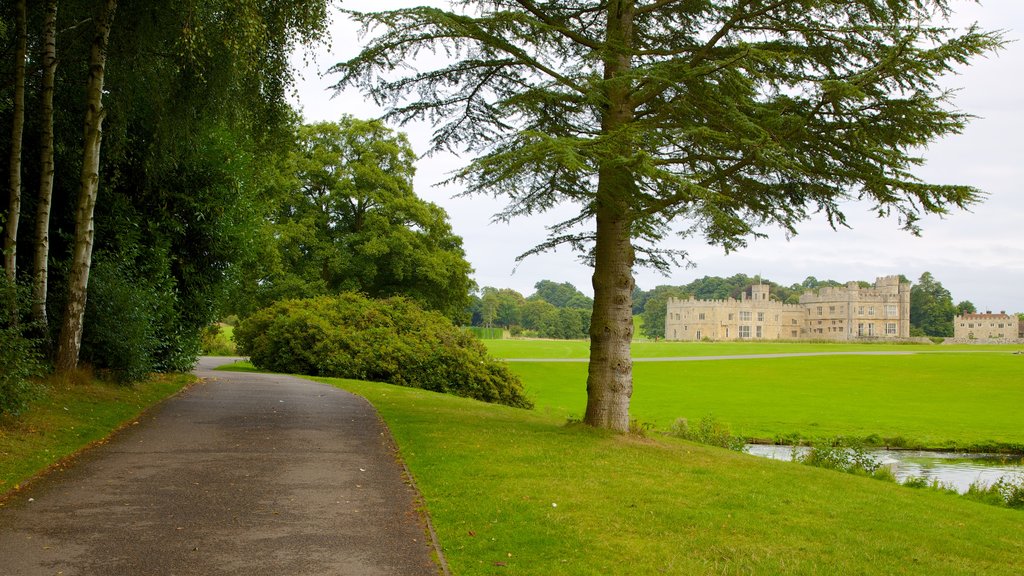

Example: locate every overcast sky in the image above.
[289,1,1022,313]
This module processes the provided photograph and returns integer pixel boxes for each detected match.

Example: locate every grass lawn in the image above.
[484,338,1023,359]
[309,375,1024,575]
[510,352,1024,450]
[0,373,193,497]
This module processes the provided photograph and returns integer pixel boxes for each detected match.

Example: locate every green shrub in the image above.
[0,279,43,416]
[201,324,237,356]
[669,415,746,451]
[236,294,532,408]
[80,259,158,383]
[794,439,887,477]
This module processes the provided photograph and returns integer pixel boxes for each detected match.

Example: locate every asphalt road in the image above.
[0,357,440,575]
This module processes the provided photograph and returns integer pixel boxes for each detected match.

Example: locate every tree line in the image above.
[1,2,332,393]
[466,280,594,339]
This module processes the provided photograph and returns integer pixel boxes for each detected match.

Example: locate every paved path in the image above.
[0,357,440,575]
[504,351,919,362]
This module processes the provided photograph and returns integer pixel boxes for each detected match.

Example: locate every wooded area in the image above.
[0,1,332,403]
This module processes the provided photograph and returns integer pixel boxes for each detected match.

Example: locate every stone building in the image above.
[665,276,911,342]
[953,312,1020,342]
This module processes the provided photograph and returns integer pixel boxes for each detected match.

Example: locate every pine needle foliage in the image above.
[333,0,1002,429]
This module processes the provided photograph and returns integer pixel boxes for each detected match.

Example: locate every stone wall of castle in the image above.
[665,276,912,342]
[953,312,1020,342]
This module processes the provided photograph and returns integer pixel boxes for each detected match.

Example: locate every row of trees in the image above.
[467,280,593,339]
[3,4,477,392]
[1,2,331,384]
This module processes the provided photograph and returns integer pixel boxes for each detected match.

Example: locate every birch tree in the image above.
[3,0,26,282]
[334,0,1002,430]
[32,0,58,325]
[56,0,117,372]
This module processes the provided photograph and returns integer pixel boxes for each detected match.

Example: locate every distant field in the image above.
[485,338,1022,359]
[507,351,1024,450]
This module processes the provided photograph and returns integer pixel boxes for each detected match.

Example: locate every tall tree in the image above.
[238,118,475,320]
[909,271,956,337]
[530,279,593,309]
[56,0,117,372]
[32,0,58,325]
[955,300,976,315]
[331,2,996,429]
[3,0,26,282]
[640,285,687,340]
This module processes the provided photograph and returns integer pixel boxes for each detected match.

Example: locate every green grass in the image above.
[509,353,1024,450]
[484,338,1022,359]
[308,375,1024,575]
[0,373,193,497]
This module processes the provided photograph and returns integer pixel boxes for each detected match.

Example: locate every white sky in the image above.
[289,1,1023,313]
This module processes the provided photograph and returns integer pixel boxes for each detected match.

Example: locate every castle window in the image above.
[728,313,734,321]
[757,312,764,322]
[817,306,823,315]
[886,305,897,316]
[739,325,751,338]
[829,306,836,313]
[740,311,751,321]
[868,307,875,316]
[756,325,763,338]
[696,330,702,340]
[698,312,706,320]
[886,323,897,335]
[858,306,864,315]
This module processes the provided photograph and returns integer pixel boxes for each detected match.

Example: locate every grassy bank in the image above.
[313,376,1024,575]
[484,338,1022,359]
[509,352,1024,450]
[0,373,193,497]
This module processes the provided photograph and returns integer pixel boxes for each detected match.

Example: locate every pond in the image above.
[745,444,1024,493]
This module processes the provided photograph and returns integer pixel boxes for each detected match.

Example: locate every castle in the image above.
[664,276,912,341]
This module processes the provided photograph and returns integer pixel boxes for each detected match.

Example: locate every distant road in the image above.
[504,351,922,362]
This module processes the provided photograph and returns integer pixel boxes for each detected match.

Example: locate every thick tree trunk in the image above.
[32,0,59,326]
[584,0,636,432]
[57,0,118,373]
[584,208,636,431]
[4,0,27,282]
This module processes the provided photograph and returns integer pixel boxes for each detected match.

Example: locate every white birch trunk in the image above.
[32,0,59,326]
[4,0,27,282]
[57,0,118,372]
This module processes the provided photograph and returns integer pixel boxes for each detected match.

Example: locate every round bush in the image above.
[235,294,532,408]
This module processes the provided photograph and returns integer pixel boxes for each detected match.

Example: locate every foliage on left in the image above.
[235,293,533,409]
[0,278,42,416]
[0,1,330,378]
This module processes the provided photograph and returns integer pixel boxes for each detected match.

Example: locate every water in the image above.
[745,444,1024,493]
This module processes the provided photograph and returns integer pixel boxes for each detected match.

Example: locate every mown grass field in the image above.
[507,351,1024,449]
[0,373,193,497]
[484,338,1022,359]
[312,375,1024,576]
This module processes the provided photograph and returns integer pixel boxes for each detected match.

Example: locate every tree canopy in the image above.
[910,271,956,337]
[227,117,475,321]
[336,1,1000,430]
[1,1,330,377]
